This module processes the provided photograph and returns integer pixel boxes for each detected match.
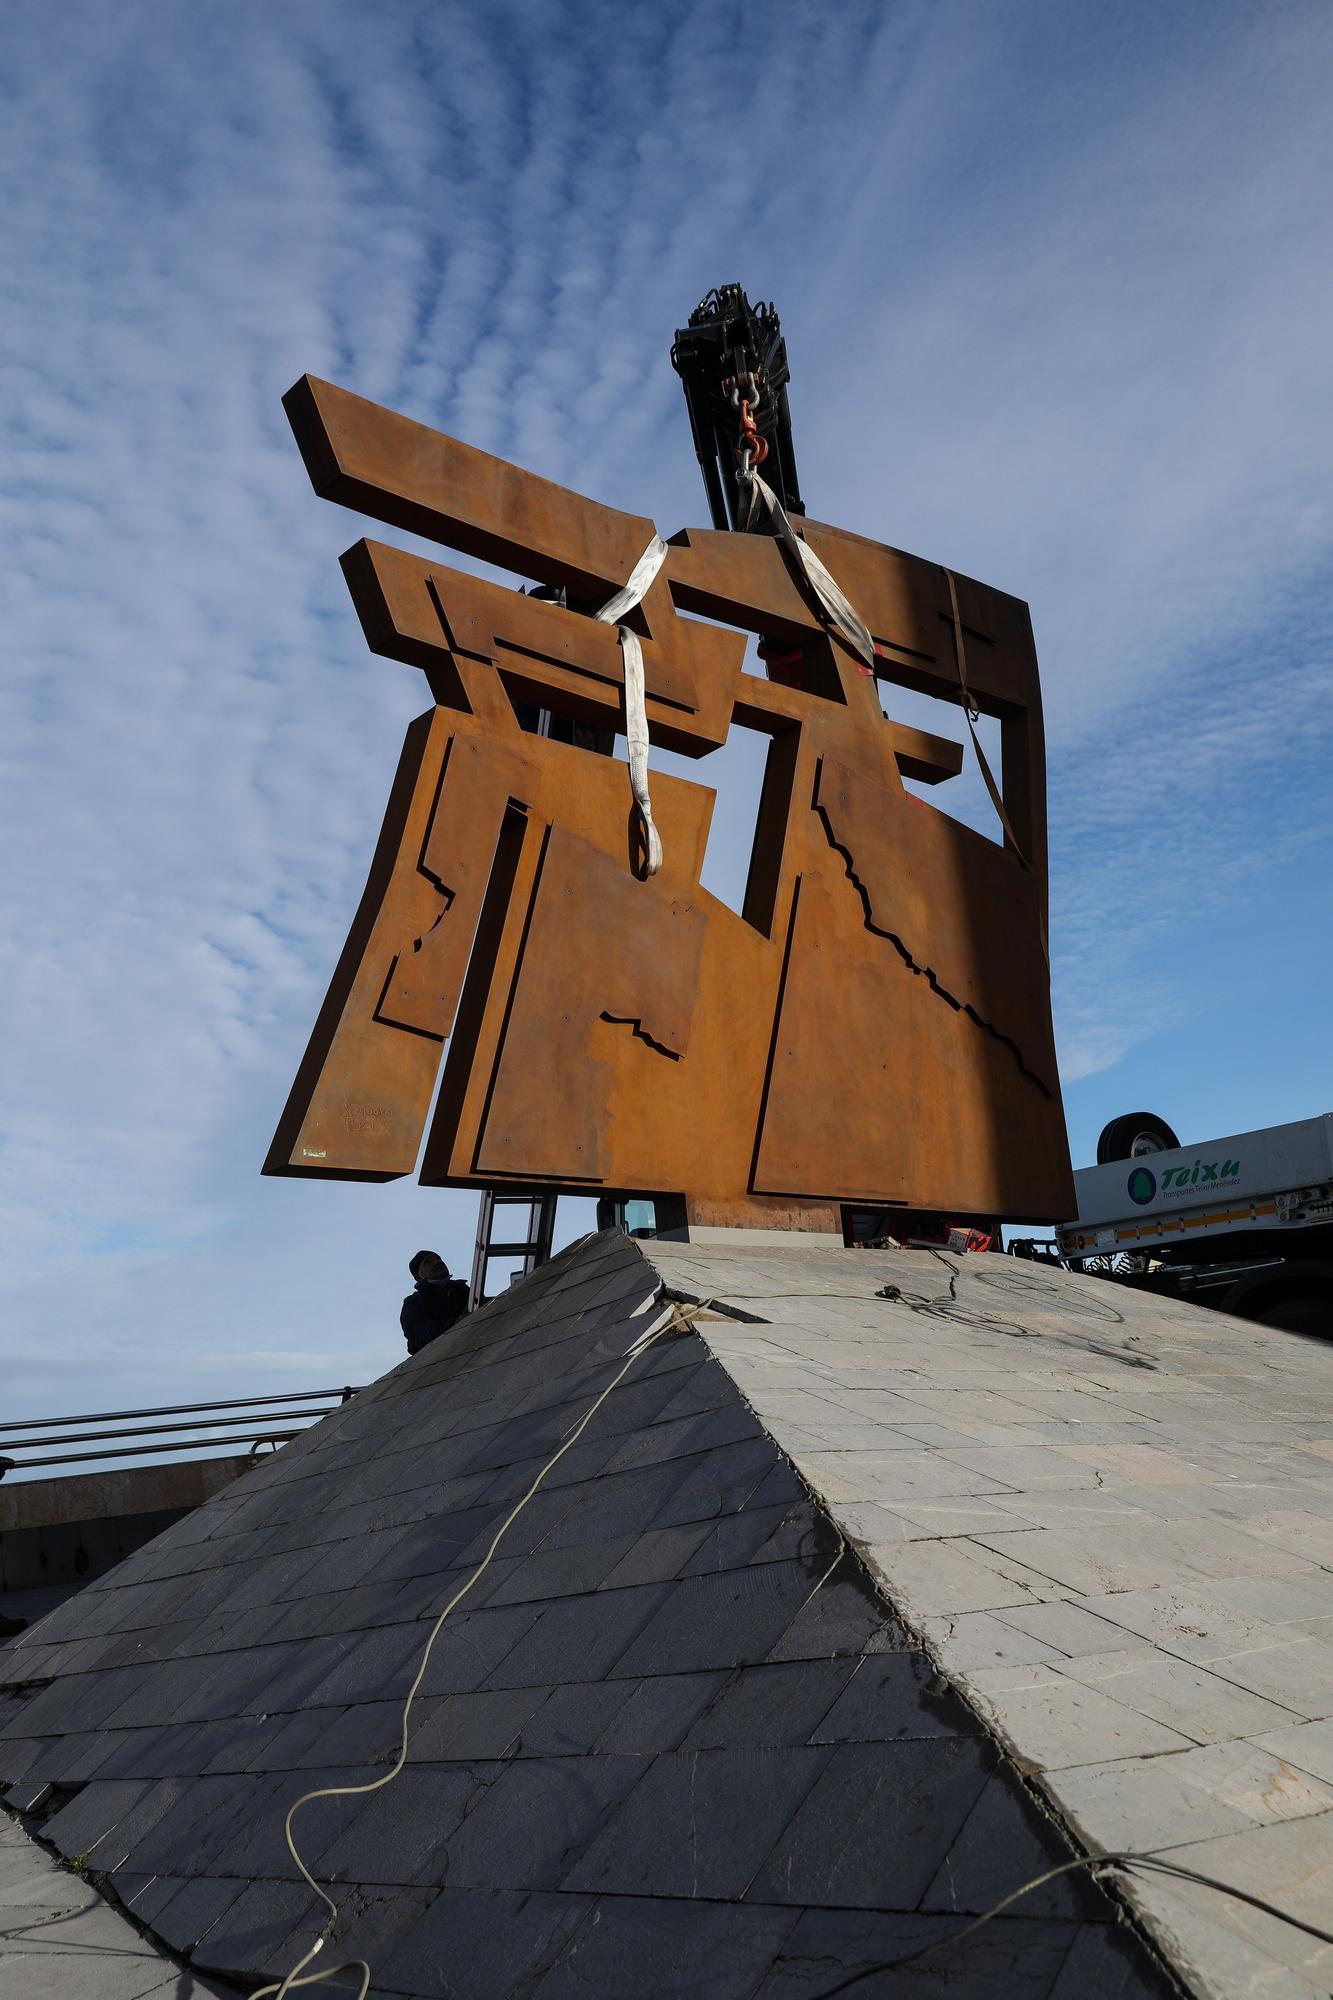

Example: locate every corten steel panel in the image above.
[751,873,1072,1219]
[812,757,1059,1095]
[474,825,710,1183]
[285,375,659,598]
[267,373,1074,1225]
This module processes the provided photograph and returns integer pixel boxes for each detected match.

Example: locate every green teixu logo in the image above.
[1127,1158,1241,1206]
[1161,1157,1241,1189]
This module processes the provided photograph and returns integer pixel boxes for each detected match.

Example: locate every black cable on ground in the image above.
[857,1251,1152,1369]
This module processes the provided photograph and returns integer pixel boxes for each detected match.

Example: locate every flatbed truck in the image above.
[1053,1112,1333,1334]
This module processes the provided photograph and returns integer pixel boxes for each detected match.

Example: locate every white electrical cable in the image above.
[737,466,877,673]
[595,535,669,877]
[252,1289,693,2000]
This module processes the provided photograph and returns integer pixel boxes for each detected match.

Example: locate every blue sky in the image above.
[3,0,1331,1433]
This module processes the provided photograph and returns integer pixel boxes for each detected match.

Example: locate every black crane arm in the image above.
[670,284,804,532]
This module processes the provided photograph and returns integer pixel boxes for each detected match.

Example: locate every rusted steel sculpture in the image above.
[265,376,1073,1230]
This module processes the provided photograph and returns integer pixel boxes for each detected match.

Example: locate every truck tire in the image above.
[1252,1294,1332,1337]
[1096,1112,1181,1163]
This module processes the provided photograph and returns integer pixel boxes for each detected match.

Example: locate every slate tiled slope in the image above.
[0,1232,1172,1998]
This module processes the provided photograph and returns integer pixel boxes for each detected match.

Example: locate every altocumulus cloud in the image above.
[1,0,1330,1418]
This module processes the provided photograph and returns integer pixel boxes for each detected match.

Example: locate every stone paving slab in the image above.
[646,1239,1333,2000]
[0,1810,233,1996]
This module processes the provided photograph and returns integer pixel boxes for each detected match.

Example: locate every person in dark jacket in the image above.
[400,1251,470,1355]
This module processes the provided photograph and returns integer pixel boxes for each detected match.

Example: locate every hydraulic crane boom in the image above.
[670,284,804,531]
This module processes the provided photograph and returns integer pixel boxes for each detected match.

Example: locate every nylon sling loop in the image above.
[596,535,669,877]
[941,565,1031,873]
[738,456,1030,875]
[737,465,877,673]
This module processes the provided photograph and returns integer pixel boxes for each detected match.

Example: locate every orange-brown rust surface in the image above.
[267,373,1074,1225]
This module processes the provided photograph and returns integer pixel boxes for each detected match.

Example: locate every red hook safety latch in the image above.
[736,398,769,468]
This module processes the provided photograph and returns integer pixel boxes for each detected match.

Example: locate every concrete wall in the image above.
[0,1457,249,1592]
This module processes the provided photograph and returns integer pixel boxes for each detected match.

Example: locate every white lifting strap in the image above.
[595,535,668,877]
[738,466,877,672]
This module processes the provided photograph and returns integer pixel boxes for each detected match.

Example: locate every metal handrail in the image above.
[0,1411,348,1451]
[0,1386,363,1477]
[1,1388,360,1431]
[8,1433,306,1470]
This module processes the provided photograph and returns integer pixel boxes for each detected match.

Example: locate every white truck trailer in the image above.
[1054,1112,1333,1334]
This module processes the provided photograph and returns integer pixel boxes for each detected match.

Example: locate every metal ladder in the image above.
[469,1191,558,1309]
